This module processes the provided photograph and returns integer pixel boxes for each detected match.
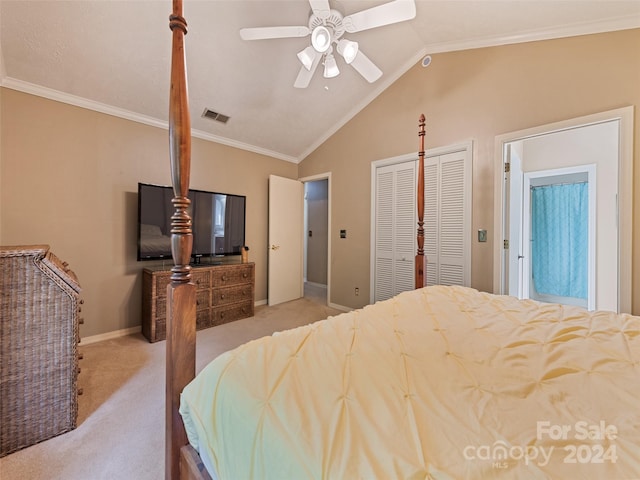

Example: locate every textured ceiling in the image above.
[1,0,639,163]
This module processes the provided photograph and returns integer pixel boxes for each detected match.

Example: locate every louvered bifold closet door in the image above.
[374,162,416,302]
[424,150,470,287]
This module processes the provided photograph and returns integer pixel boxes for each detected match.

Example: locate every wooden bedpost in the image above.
[415,114,426,289]
[166,1,196,479]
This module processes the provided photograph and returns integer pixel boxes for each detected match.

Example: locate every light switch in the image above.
[478,229,487,242]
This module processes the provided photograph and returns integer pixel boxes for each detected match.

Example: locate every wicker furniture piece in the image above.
[142,262,255,343]
[0,245,82,457]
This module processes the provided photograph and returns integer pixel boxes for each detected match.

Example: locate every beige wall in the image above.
[1,29,639,339]
[0,89,297,337]
[299,29,640,315]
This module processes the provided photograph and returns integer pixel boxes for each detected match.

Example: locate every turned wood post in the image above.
[415,114,426,289]
[166,1,196,479]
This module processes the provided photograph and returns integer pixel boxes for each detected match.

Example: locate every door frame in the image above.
[300,172,332,306]
[493,106,634,313]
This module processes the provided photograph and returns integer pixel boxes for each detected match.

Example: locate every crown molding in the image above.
[0,77,299,164]
[299,16,640,161]
[422,15,640,55]
[2,16,637,165]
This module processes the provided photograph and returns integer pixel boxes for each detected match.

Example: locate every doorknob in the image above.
[271,245,280,251]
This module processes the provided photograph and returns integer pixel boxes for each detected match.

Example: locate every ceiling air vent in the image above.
[202,108,230,124]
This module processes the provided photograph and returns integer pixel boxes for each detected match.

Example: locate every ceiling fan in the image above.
[239,0,416,88]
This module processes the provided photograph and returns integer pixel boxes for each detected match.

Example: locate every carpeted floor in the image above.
[0,285,340,480]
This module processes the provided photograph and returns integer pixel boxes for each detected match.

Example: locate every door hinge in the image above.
[504,161,510,173]
[503,239,509,249]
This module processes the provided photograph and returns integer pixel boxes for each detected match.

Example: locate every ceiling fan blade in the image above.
[343,0,416,33]
[294,50,322,88]
[240,26,310,41]
[350,50,383,83]
[308,0,331,19]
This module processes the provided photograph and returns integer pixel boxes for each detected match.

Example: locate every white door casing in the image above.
[494,106,634,313]
[268,175,304,306]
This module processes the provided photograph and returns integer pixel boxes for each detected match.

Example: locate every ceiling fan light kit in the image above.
[323,52,340,78]
[336,39,358,64]
[311,25,332,53]
[239,0,416,88]
[297,46,317,71]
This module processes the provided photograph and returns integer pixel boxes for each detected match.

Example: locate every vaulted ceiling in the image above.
[1,0,639,162]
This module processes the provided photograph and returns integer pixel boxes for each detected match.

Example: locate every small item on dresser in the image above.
[241,245,249,263]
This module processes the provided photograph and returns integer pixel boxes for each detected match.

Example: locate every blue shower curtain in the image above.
[531,182,588,299]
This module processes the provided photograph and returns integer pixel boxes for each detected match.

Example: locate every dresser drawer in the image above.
[212,301,254,327]
[196,309,211,330]
[155,296,167,319]
[143,263,254,342]
[154,318,166,342]
[211,264,253,287]
[212,285,253,306]
[154,274,172,298]
[192,269,211,289]
[196,290,210,311]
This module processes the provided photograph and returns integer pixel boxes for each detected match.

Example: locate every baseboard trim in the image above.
[80,298,339,344]
[80,326,141,345]
[328,302,352,312]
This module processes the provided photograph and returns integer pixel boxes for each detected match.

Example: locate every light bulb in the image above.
[311,26,331,53]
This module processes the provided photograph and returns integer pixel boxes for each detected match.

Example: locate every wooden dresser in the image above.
[142,262,255,343]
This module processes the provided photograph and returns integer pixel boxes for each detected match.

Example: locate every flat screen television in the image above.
[137,183,246,261]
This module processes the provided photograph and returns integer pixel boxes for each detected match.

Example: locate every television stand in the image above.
[141,262,254,342]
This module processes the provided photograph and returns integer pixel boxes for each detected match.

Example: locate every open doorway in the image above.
[494,107,633,313]
[301,174,331,306]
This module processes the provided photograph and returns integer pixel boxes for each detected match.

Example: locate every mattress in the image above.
[180,285,640,479]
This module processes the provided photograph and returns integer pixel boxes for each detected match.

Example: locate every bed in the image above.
[179,285,640,479]
[163,3,640,479]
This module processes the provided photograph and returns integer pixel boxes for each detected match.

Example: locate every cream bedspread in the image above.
[180,286,640,479]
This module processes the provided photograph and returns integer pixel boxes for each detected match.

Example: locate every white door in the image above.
[268,175,304,306]
[373,161,416,302]
[424,150,471,287]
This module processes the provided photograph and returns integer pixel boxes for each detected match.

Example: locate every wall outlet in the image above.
[355,287,359,296]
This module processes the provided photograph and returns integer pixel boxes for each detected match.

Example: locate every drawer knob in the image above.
[221,275,227,281]
[78,388,84,396]
[221,294,226,299]
[220,312,225,319]
[243,273,248,278]
[79,318,85,325]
